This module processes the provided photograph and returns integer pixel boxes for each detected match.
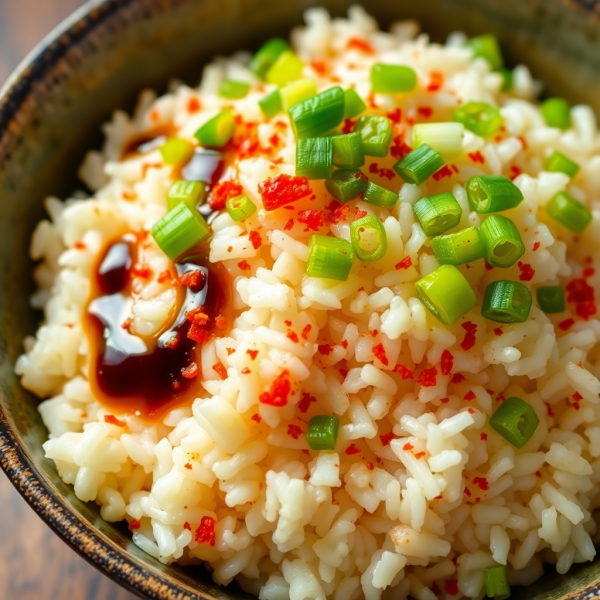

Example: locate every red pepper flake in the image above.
[391,135,412,160]
[129,519,141,531]
[251,413,261,424]
[298,209,326,231]
[181,362,199,379]
[73,240,87,250]
[287,424,303,439]
[209,180,243,210]
[180,269,206,293]
[195,516,216,546]
[187,97,201,112]
[298,392,316,413]
[517,261,535,282]
[238,260,251,272]
[440,397,449,404]
[584,267,595,278]
[248,230,262,250]
[259,369,292,406]
[452,373,465,384]
[444,580,459,596]
[367,91,378,109]
[480,433,488,441]
[328,202,350,224]
[318,344,333,356]
[347,37,374,53]
[380,432,395,446]
[284,218,294,231]
[372,343,389,366]
[533,240,541,252]
[473,476,489,491]
[379,168,396,180]
[215,315,227,330]
[510,165,522,181]
[172,380,181,390]
[241,367,251,374]
[186,306,209,327]
[259,174,312,210]
[341,339,348,349]
[416,367,438,387]
[485,261,494,271]
[460,321,477,350]
[245,349,259,361]
[558,318,575,331]
[370,329,379,338]
[467,151,485,164]
[386,108,402,124]
[395,256,412,270]
[353,208,368,220]
[566,277,597,320]
[427,71,444,93]
[131,263,152,279]
[432,165,453,181]
[212,362,227,380]
[310,60,327,75]
[415,451,426,459]
[301,324,312,340]
[394,364,414,380]
[341,118,356,134]
[345,443,361,455]
[157,269,173,284]
[468,408,475,415]
[573,402,581,411]
[369,163,379,174]
[104,414,126,427]
[418,106,433,118]
[464,487,472,497]
[573,391,583,401]
[403,442,414,451]
[183,521,192,531]
[465,390,476,401]
[494,328,503,336]
[287,330,299,343]
[440,349,454,376]
[184,462,193,470]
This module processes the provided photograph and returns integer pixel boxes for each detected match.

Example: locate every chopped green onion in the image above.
[151,203,210,260]
[307,235,354,281]
[266,50,305,86]
[289,86,345,139]
[454,102,503,137]
[354,115,393,157]
[280,78,317,111]
[431,227,484,266]
[370,64,417,93]
[541,98,571,130]
[480,215,525,268]
[331,132,364,169]
[296,137,333,180]
[482,280,532,323]
[537,286,565,314]
[194,109,235,148]
[393,144,445,185]
[249,38,290,80]
[226,194,257,222]
[544,151,580,179]
[412,122,464,158]
[160,138,194,165]
[467,175,524,214]
[413,193,462,237]
[219,79,251,99]
[414,264,477,325]
[546,191,592,235]
[324,170,367,202]
[350,215,387,262]
[497,68,514,92]
[167,180,206,211]
[467,34,504,70]
[484,565,511,598]
[259,89,282,119]
[364,182,399,207]
[307,415,339,450]
[344,88,367,119]
[489,397,539,449]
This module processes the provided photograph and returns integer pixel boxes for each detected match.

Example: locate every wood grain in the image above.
[0,1,137,598]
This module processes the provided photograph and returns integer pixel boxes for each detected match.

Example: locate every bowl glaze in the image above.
[2,0,600,598]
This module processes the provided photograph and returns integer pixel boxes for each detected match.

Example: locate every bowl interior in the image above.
[1,0,600,598]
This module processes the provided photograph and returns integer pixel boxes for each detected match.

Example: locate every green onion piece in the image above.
[226,194,257,222]
[413,193,462,237]
[364,182,399,207]
[249,38,290,79]
[431,227,484,266]
[296,137,333,180]
[160,138,194,165]
[280,78,317,111]
[151,203,210,260]
[219,79,251,99]
[497,68,514,92]
[541,98,571,130]
[370,64,418,93]
[467,175,524,214]
[467,34,504,70]
[480,215,525,268]
[259,89,282,119]
[537,286,565,314]
[482,280,532,323]
[289,86,345,139]
[544,151,580,179]
[393,144,445,185]
[167,180,206,211]
[454,102,503,137]
[331,132,364,169]
[344,88,367,119]
[354,115,393,157]
[324,170,367,202]
[484,565,511,598]
[307,235,354,281]
[489,397,539,449]
[350,215,387,262]
[266,50,305,86]
[307,415,339,450]
[412,122,464,158]
[194,109,235,148]
[546,191,592,235]
[415,264,477,325]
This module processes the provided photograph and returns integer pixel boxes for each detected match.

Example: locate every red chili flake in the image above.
[310,60,327,74]
[566,277,596,320]
[345,443,361,455]
[347,37,374,53]
[403,442,414,451]
[184,462,193,470]
[558,318,575,331]
[573,402,581,411]
[573,391,583,401]
[380,432,395,446]
[287,424,303,439]
[379,168,396,180]
[427,71,444,93]
[533,240,541,252]
[269,133,281,147]
[467,151,485,164]
[298,392,316,413]
[180,269,206,293]
[248,230,262,250]
[241,367,251,374]
[480,433,488,441]
[451,373,465,384]
[372,343,389,366]
[149,108,160,123]
[186,306,209,326]
[187,324,210,344]
[284,218,294,231]
[485,261,494,271]
[494,328,503,336]
[318,344,333,356]
[473,476,489,491]
[328,202,350,224]
[259,370,292,406]
[246,349,259,361]
[301,324,312,340]
[259,174,312,210]
[181,362,199,379]
[517,261,535,282]
[387,108,402,124]
[298,209,326,231]
[464,487,472,497]
[418,106,433,118]
[465,390,476,401]
[287,330,299,343]
[105,415,126,427]
[415,451,426,459]
[367,91,378,109]
[251,413,261,424]
[416,367,438,387]
[584,267,596,278]
[576,301,597,320]
[130,263,151,279]
[342,118,356,134]
[341,339,348,349]
[391,137,412,160]
[129,519,141,531]
[212,362,227,380]
[432,165,453,181]
[156,269,172,284]
[468,408,475,415]
[209,180,243,210]
[182,521,192,531]
[394,364,414,380]
[188,97,201,113]
[369,163,379,174]
[172,380,180,390]
[226,348,235,356]
[238,260,251,272]
[440,349,454,376]
[395,256,412,270]
[406,116,415,126]
[370,329,379,338]
[195,516,216,546]
[215,315,227,330]
[510,165,522,181]
[73,240,87,250]
[440,397,449,404]
[445,580,459,596]
[460,321,477,350]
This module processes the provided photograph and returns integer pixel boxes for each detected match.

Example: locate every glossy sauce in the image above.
[84,234,231,421]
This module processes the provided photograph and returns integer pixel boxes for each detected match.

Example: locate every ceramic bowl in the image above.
[2,0,600,598]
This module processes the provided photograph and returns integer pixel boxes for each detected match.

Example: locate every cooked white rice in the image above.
[16,6,600,599]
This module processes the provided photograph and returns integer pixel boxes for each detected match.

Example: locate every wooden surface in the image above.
[0,1,137,598]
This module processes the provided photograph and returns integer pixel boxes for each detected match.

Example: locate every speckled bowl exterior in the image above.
[2,0,600,598]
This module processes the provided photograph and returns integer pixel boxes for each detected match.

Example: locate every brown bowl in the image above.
[2,0,600,598]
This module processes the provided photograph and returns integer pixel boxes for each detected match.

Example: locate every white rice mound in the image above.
[16,6,600,599]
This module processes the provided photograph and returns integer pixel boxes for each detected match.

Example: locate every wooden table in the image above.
[0,1,137,598]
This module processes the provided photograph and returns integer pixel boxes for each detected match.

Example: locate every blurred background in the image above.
[0,1,136,598]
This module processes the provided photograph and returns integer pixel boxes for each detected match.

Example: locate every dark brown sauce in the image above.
[84,234,231,422]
